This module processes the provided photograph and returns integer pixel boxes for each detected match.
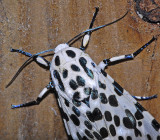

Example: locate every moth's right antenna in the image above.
[67,10,128,45]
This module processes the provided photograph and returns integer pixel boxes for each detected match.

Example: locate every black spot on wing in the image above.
[100,127,109,138]
[64,99,69,107]
[82,97,90,107]
[85,129,94,138]
[152,119,160,131]
[71,64,80,71]
[112,81,123,96]
[79,57,94,79]
[138,121,142,127]
[101,69,107,77]
[123,117,134,129]
[109,124,116,136]
[66,50,76,58]
[98,81,106,89]
[135,109,144,120]
[59,107,69,121]
[134,128,142,137]
[91,62,96,67]
[104,111,112,121]
[72,99,81,107]
[93,132,102,140]
[108,95,118,107]
[86,111,94,122]
[118,136,124,140]
[127,136,132,140]
[76,76,85,86]
[72,106,80,117]
[53,70,65,91]
[84,87,92,95]
[70,114,80,126]
[69,79,78,90]
[84,120,92,130]
[83,136,89,140]
[91,89,98,100]
[125,109,136,128]
[114,115,120,127]
[92,108,102,121]
[73,92,80,101]
[55,55,60,66]
[99,93,108,104]
[62,69,68,78]
[77,132,82,140]
[135,102,146,112]
[147,134,151,140]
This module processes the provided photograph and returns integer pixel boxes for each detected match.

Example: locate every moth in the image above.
[7,8,160,140]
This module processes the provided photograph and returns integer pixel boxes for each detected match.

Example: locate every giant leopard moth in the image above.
[7,7,160,139]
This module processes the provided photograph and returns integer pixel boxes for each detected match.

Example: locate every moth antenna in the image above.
[67,10,128,45]
[6,49,54,88]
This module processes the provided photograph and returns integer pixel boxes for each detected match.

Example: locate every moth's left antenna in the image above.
[6,49,54,88]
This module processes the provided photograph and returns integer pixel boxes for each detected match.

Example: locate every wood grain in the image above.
[0,0,160,139]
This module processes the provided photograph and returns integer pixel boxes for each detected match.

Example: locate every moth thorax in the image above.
[55,43,69,53]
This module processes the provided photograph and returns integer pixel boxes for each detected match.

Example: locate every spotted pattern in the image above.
[112,81,123,96]
[84,87,91,95]
[52,44,160,140]
[69,79,78,90]
[71,64,80,71]
[66,50,76,58]
[79,57,94,79]
[72,99,81,107]
[135,109,144,120]
[64,99,69,107]
[72,106,80,117]
[114,115,120,127]
[118,136,124,140]
[109,124,116,136]
[100,127,108,138]
[77,132,82,139]
[104,111,112,121]
[93,131,102,140]
[98,81,106,89]
[84,120,92,130]
[92,108,102,121]
[53,70,65,91]
[101,69,107,77]
[62,69,68,78]
[147,134,152,140]
[55,55,60,66]
[70,114,80,126]
[86,111,94,122]
[99,93,108,104]
[73,92,80,101]
[125,109,136,128]
[91,89,98,100]
[152,119,160,131]
[85,129,94,138]
[76,76,85,86]
[108,95,118,107]
[127,136,132,140]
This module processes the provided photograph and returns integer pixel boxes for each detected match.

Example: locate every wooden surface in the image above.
[0,0,160,139]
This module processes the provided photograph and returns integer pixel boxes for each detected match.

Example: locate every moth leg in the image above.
[132,94,157,100]
[80,7,99,51]
[11,48,50,69]
[98,37,156,69]
[11,82,54,109]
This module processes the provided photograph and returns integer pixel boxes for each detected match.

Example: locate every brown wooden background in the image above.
[0,0,160,140]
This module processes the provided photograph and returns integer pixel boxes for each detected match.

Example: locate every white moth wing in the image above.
[51,46,160,140]
[98,70,160,139]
